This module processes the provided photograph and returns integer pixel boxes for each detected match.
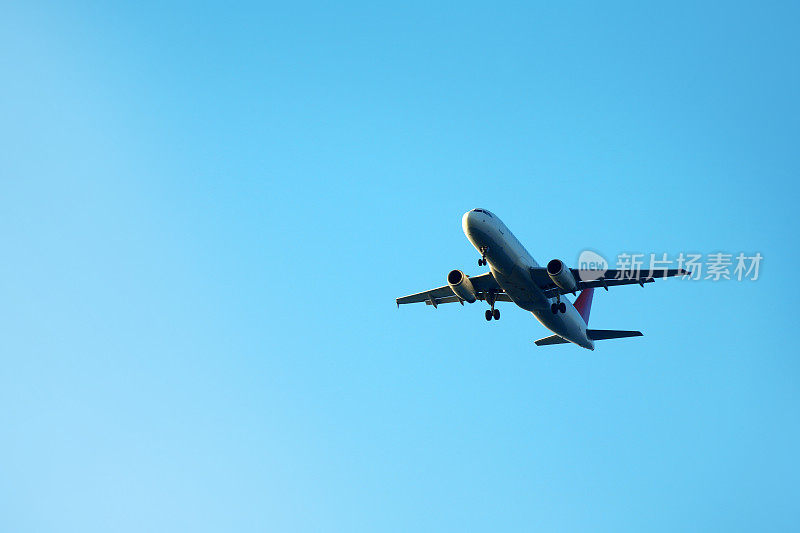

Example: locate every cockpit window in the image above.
[473,209,493,217]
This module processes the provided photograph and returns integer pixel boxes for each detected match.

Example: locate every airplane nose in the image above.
[462,210,476,234]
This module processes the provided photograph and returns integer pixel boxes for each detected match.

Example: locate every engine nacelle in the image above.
[546,259,578,293]
[447,269,477,303]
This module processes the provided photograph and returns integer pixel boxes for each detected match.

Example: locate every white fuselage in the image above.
[462,209,594,349]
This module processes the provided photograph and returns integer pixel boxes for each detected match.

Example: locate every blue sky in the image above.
[1,1,798,531]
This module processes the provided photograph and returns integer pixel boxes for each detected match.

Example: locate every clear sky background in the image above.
[1,2,799,531]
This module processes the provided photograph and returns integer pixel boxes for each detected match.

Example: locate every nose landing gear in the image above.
[477,246,489,267]
[485,308,501,321]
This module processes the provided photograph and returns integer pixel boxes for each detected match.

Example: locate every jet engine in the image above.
[447,269,477,303]
[546,259,578,293]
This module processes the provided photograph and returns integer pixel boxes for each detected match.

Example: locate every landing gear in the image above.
[485,290,500,321]
[477,246,488,267]
[550,297,567,314]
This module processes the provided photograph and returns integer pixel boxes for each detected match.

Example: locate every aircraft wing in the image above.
[396,272,505,307]
[529,267,690,298]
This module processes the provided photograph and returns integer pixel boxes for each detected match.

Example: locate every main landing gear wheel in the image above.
[478,258,485,266]
[551,303,558,314]
[485,289,498,321]
[559,302,566,313]
[551,302,567,314]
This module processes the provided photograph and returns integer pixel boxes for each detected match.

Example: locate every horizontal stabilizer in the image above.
[534,334,570,346]
[586,329,643,341]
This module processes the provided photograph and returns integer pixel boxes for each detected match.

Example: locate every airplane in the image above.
[396,209,689,349]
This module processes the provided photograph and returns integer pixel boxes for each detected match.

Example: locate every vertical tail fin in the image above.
[573,288,594,324]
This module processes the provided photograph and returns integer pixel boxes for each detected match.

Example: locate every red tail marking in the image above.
[573,288,594,324]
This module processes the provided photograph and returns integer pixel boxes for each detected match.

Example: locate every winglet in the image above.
[573,288,594,324]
